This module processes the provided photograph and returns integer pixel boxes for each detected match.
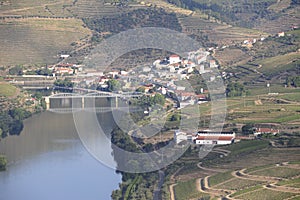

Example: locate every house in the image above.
[194,131,236,145]
[254,128,279,136]
[174,130,195,144]
[60,54,70,59]
[169,54,181,64]
[54,67,73,75]
[278,32,285,37]
[209,60,217,68]
[174,130,235,145]
[174,130,187,144]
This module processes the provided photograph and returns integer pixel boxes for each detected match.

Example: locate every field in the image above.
[250,166,300,178]
[237,188,294,200]
[208,171,233,187]
[256,52,300,76]
[0,18,91,66]
[0,83,17,97]
[174,179,210,200]
[214,178,264,190]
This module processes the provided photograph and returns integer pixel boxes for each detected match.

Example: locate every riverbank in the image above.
[0,155,7,171]
[0,111,121,200]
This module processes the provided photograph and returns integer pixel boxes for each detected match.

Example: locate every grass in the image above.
[0,83,17,97]
[208,171,233,187]
[256,52,300,76]
[238,188,294,200]
[281,93,300,102]
[174,179,210,200]
[250,166,300,178]
[230,185,263,197]
[277,177,300,186]
[290,161,300,164]
[245,164,274,173]
[224,140,269,156]
[214,178,264,190]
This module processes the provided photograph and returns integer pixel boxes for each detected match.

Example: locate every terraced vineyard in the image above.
[178,15,266,46]
[249,166,300,179]
[0,18,91,65]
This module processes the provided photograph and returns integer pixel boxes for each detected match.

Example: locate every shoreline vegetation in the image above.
[0,155,7,171]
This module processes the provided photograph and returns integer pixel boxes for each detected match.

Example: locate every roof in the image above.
[256,128,279,133]
[196,136,234,141]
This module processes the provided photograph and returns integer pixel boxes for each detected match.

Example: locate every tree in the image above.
[226,82,246,97]
[242,124,254,135]
[153,93,165,106]
[0,155,7,171]
[170,113,181,121]
[106,79,121,92]
[9,120,23,135]
[136,87,145,93]
[9,65,23,75]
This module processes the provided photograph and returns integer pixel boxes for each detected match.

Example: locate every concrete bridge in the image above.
[44,90,143,113]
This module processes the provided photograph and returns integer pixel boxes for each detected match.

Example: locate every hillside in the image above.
[165,0,300,34]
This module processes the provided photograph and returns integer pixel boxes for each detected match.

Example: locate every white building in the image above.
[169,55,181,64]
[194,131,235,145]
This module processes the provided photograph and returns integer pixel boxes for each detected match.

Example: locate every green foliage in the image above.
[0,108,31,137]
[9,120,24,135]
[83,8,182,35]
[136,94,166,107]
[0,155,7,171]
[287,76,300,87]
[0,83,17,97]
[170,113,181,121]
[291,0,300,5]
[136,87,145,93]
[241,124,255,135]
[32,92,43,100]
[9,65,23,75]
[174,179,210,200]
[54,79,74,91]
[106,79,121,92]
[167,0,278,28]
[226,82,247,97]
[36,68,52,76]
[8,108,32,120]
[208,171,233,187]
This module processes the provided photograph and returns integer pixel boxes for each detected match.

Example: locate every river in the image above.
[0,111,121,200]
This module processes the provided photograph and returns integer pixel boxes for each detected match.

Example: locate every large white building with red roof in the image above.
[174,130,235,145]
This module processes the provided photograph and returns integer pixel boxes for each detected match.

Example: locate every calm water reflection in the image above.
[0,111,121,200]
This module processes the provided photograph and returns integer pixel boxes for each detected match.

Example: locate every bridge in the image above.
[44,89,143,113]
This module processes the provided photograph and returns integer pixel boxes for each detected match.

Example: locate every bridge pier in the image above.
[44,97,50,110]
[115,96,118,108]
[82,97,85,109]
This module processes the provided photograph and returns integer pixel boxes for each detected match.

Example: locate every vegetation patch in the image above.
[214,178,264,190]
[230,185,263,197]
[224,140,269,156]
[0,155,7,171]
[250,166,300,178]
[174,179,210,200]
[208,171,233,187]
[0,83,17,97]
[237,188,294,200]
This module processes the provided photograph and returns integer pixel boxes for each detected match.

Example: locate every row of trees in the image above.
[226,82,248,97]
[286,76,300,87]
[83,8,182,35]
[167,0,278,28]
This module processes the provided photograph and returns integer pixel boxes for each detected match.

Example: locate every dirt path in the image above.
[169,167,183,200]
[197,162,226,173]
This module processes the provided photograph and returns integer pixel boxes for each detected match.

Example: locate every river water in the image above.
[0,111,121,200]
